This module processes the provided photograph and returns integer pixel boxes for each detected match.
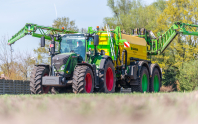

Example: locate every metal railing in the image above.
[0,79,30,94]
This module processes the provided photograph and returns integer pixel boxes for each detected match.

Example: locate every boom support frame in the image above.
[147,22,198,55]
[8,23,77,45]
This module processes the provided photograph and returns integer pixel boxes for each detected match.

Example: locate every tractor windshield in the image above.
[60,34,86,60]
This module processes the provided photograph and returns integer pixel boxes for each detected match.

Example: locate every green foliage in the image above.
[104,0,166,33]
[152,0,198,89]
[152,0,166,12]
[53,17,78,32]
[34,17,79,64]
[162,66,178,90]
[177,60,198,91]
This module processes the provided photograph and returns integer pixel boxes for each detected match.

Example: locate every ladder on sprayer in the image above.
[106,24,116,60]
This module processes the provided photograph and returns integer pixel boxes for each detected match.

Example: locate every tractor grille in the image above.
[52,54,70,70]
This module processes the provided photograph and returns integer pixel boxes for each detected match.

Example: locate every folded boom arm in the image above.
[148,22,198,55]
[8,23,77,45]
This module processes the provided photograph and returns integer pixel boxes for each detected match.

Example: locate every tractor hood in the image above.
[52,53,72,71]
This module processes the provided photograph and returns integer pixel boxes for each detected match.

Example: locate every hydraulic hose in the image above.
[117,46,122,65]
[121,50,127,69]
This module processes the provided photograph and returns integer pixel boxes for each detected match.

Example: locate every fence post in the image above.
[3,79,5,94]
[23,80,25,94]
[13,80,15,94]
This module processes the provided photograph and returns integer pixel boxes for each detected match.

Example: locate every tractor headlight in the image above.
[60,65,65,71]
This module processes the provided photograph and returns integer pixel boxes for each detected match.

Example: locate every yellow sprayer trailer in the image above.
[85,22,198,93]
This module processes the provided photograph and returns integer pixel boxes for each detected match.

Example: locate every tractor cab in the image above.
[60,34,86,60]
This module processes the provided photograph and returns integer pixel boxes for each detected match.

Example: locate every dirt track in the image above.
[0,92,198,124]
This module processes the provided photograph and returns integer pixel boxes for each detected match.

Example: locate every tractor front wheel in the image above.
[72,65,94,93]
[30,66,52,94]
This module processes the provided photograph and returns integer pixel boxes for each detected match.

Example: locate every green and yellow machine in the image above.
[8,22,198,94]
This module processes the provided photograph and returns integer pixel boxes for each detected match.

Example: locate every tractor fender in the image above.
[35,64,50,69]
[137,61,150,78]
[99,55,113,69]
[77,63,94,70]
[149,63,162,79]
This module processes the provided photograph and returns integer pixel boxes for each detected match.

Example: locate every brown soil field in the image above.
[0,92,198,124]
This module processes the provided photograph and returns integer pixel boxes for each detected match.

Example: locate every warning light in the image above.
[50,44,54,47]
[96,26,99,31]
[62,27,64,30]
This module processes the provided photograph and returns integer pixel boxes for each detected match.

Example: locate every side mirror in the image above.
[85,33,90,40]
[101,50,105,55]
[41,36,45,47]
[94,35,99,46]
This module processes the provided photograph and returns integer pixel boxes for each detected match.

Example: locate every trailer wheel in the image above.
[98,59,116,93]
[30,66,51,94]
[131,66,149,93]
[150,68,161,92]
[72,65,94,93]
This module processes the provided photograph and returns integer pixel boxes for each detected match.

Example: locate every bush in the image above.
[162,66,178,90]
[177,60,198,91]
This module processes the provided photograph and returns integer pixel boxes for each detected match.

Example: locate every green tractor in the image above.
[32,31,118,93]
[35,33,114,94]
[8,23,116,94]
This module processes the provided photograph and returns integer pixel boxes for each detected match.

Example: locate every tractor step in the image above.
[42,76,71,86]
[120,88,131,93]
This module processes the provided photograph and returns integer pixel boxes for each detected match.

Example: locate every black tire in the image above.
[150,68,161,92]
[131,66,149,93]
[72,65,94,93]
[30,66,51,94]
[115,87,121,93]
[98,59,116,93]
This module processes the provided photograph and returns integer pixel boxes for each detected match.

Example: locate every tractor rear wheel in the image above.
[98,59,116,93]
[150,68,161,92]
[30,66,52,94]
[131,66,149,93]
[72,65,94,93]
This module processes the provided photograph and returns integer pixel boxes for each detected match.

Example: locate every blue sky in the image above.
[0,0,156,57]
